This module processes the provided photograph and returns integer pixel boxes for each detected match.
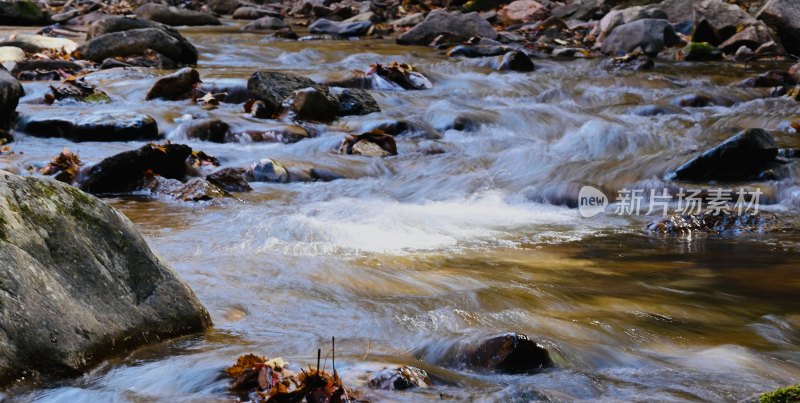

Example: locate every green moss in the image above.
[685,42,716,53]
[12,0,43,21]
[759,384,800,403]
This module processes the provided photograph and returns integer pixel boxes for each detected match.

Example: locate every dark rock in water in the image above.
[208,0,244,15]
[309,168,345,182]
[646,211,779,234]
[397,10,497,46]
[600,53,654,71]
[139,176,230,201]
[494,51,535,72]
[340,132,398,157]
[134,3,221,26]
[368,366,431,391]
[734,71,795,88]
[182,118,230,143]
[246,158,290,183]
[601,19,682,56]
[18,112,159,143]
[44,78,111,104]
[693,0,757,45]
[681,42,723,61]
[197,81,250,104]
[274,27,299,39]
[0,171,211,385]
[0,69,23,131]
[248,100,272,119]
[233,7,280,20]
[460,333,552,373]
[0,0,47,25]
[79,143,192,194]
[0,129,12,145]
[239,125,311,143]
[674,94,711,107]
[86,17,198,66]
[756,0,800,57]
[242,16,288,30]
[291,87,339,122]
[334,88,380,116]
[670,128,779,182]
[207,167,252,192]
[447,44,508,58]
[75,28,198,65]
[11,59,84,80]
[309,18,372,37]
[146,68,202,101]
[247,71,327,117]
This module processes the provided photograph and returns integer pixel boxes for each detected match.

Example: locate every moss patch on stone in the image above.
[759,384,800,403]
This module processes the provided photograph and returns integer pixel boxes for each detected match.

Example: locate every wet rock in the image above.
[247,99,272,118]
[247,71,326,116]
[0,0,46,25]
[447,45,508,58]
[734,71,795,88]
[44,77,111,104]
[208,0,245,15]
[75,28,198,65]
[0,172,211,385]
[309,18,372,37]
[368,366,431,391]
[334,88,380,116]
[182,118,230,143]
[670,128,779,182]
[18,112,158,143]
[340,132,398,157]
[646,211,779,234]
[391,12,424,28]
[310,168,345,181]
[461,333,552,373]
[246,158,290,182]
[493,51,535,72]
[274,27,299,39]
[239,125,311,143]
[674,94,711,107]
[757,0,800,56]
[396,10,497,46]
[242,16,288,30]
[207,167,252,192]
[39,148,82,184]
[291,87,340,122]
[718,22,773,54]
[601,19,682,56]
[371,62,432,90]
[0,34,76,54]
[693,0,758,45]
[79,143,192,194]
[681,42,723,61]
[600,53,654,71]
[134,3,221,26]
[594,6,667,44]
[10,59,84,80]
[233,7,280,20]
[146,68,202,101]
[499,0,548,26]
[0,68,23,131]
[140,176,230,201]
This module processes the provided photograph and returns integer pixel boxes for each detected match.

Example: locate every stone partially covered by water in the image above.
[670,128,780,182]
[646,211,780,235]
[17,112,158,142]
[0,171,211,384]
[368,366,431,390]
[0,68,23,131]
[417,333,553,374]
[79,143,192,194]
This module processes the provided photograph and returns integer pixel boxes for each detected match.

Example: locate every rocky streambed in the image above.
[2,0,800,401]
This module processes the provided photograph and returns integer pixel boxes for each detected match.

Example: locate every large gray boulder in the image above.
[593,6,667,44]
[757,0,800,56]
[75,28,198,65]
[0,172,211,384]
[693,0,757,45]
[601,19,682,56]
[134,3,221,26]
[397,10,497,46]
[0,68,23,131]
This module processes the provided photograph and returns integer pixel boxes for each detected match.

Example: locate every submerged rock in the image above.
[146,67,202,101]
[0,171,211,385]
[207,167,252,192]
[182,118,230,143]
[493,51,535,72]
[242,16,288,30]
[418,333,553,374]
[0,68,23,131]
[670,129,779,182]
[308,18,372,37]
[368,366,431,391]
[397,10,497,46]
[646,211,779,234]
[79,143,192,194]
[18,112,158,143]
[134,3,221,26]
[246,158,290,182]
[139,175,230,201]
[75,28,199,65]
[340,132,398,157]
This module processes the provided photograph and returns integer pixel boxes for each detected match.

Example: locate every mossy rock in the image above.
[682,42,723,61]
[759,384,800,403]
[0,0,46,25]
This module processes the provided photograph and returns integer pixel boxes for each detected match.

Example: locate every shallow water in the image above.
[2,21,800,402]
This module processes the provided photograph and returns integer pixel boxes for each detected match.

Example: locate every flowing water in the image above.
[2,22,800,402]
